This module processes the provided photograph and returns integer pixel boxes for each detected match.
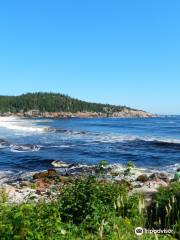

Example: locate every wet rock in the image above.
[137,174,148,183]
[47,169,57,177]
[64,165,96,176]
[33,169,57,180]
[33,172,48,180]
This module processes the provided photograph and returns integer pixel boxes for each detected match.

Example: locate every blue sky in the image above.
[0,0,179,114]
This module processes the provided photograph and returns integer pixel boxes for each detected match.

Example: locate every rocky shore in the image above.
[0,109,157,119]
[0,162,176,205]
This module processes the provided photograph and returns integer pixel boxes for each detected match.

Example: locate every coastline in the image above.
[0,162,176,204]
[0,110,157,119]
[0,115,178,206]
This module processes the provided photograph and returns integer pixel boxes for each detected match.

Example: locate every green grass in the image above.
[0,177,179,239]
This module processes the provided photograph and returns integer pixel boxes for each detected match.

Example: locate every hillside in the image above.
[0,92,154,117]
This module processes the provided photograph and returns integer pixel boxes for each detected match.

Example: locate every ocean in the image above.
[0,116,180,180]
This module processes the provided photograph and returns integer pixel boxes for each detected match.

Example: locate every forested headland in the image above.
[0,92,133,113]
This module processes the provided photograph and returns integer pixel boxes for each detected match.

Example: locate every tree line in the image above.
[0,92,131,113]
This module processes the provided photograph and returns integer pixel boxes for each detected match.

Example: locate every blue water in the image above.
[0,116,180,175]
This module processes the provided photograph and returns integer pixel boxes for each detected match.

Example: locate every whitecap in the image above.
[51,145,71,148]
[90,133,180,145]
[10,144,41,152]
[161,163,180,173]
[0,116,52,133]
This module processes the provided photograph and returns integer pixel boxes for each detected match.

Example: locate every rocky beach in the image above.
[0,161,177,205]
[0,109,157,119]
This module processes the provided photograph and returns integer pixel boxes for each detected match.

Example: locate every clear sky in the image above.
[0,0,179,114]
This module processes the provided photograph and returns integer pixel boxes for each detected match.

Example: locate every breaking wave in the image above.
[91,133,180,146]
[54,127,180,147]
[10,144,41,152]
[0,116,54,133]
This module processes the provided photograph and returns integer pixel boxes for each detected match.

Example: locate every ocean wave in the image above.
[0,116,54,133]
[0,170,16,184]
[51,145,72,148]
[10,144,41,152]
[52,126,180,148]
[134,137,180,146]
[91,133,180,145]
[56,128,87,135]
[158,163,180,173]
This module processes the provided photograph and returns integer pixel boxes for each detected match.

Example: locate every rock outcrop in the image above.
[1,110,157,119]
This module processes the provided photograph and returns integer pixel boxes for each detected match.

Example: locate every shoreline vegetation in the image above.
[0,161,179,239]
[0,92,156,118]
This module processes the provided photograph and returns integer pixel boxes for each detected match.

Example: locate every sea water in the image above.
[0,116,180,179]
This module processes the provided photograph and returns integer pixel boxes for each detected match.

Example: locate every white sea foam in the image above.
[0,170,15,184]
[0,116,51,133]
[55,127,180,145]
[134,135,180,145]
[51,145,72,148]
[10,144,41,152]
[161,163,180,173]
[91,133,180,145]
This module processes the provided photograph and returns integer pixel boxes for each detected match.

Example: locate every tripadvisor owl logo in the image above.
[135,227,144,236]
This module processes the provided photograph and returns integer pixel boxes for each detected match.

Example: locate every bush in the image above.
[59,176,127,230]
[0,202,64,239]
[147,182,180,238]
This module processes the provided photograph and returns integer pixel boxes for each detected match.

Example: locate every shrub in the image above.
[147,182,180,238]
[59,176,127,230]
[0,188,8,203]
[0,202,65,239]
